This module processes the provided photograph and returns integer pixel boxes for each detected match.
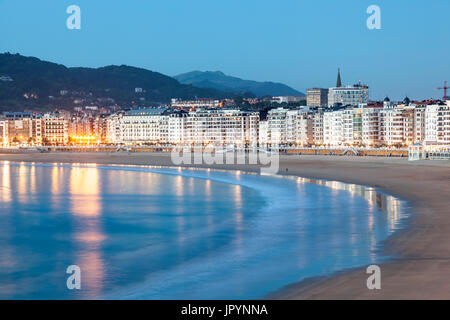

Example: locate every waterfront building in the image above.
[414,105,426,143]
[167,110,188,144]
[185,109,259,146]
[379,106,405,146]
[425,102,450,144]
[285,110,313,146]
[352,107,363,146]
[293,112,314,146]
[4,116,34,145]
[312,109,324,145]
[258,120,268,147]
[118,109,170,144]
[306,88,328,107]
[42,114,69,145]
[31,118,43,145]
[402,106,415,146]
[105,108,259,146]
[266,107,313,146]
[266,107,288,146]
[69,114,94,136]
[322,107,358,147]
[342,108,356,146]
[92,115,109,143]
[106,114,122,144]
[362,105,381,147]
[323,109,344,146]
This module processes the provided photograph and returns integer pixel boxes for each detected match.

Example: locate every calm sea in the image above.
[0,161,408,299]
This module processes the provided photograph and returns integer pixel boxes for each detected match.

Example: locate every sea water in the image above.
[0,161,408,299]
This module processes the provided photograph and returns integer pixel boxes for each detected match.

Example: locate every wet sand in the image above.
[1,152,449,299]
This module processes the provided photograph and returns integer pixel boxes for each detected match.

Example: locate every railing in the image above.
[0,145,409,157]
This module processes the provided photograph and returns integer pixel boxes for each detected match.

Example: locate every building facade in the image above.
[306,88,328,107]
[425,102,450,144]
[328,84,369,107]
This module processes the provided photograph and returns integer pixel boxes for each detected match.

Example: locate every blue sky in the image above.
[0,0,449,100]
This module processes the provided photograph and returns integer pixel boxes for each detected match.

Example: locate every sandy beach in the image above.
[1,152,449,299]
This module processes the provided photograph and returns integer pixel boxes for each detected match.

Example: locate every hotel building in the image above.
[167,110,188,144]
[184,109,259,146]
[116,109,170,144]
[41,114,69,145]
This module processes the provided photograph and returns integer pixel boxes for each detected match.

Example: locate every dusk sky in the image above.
[1,0,449,100]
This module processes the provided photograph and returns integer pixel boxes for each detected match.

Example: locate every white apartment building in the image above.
[312,110,324,145]
[266,108,287,146]
[296,112,314,146]
[258,120,268,147]
[414,106,426,143]
[185,109,259,146]
[106,114,121,144]
[266,107,312,146]
[168,111,188,144]
[285,110,313,145]
[99,101,450,149]
[425,102,450,144]
[106,108,258,146]
[322,108,357,146]
[119,109,169,144]
[323,110,344,146]
[328,84,369,107]
[362,106,381,146]
[342,108,356,145]
[379,107,405,146]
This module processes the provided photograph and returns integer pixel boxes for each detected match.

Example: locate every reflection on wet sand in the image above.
[294,176,404,234]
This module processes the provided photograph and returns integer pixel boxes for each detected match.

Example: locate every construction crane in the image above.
[437,81,449,101]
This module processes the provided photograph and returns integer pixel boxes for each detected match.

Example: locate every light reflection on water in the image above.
[0,161,408,299]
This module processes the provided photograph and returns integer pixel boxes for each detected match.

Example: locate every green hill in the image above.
[0,53,235,111]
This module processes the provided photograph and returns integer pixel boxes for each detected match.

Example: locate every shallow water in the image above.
[0,161,408,299]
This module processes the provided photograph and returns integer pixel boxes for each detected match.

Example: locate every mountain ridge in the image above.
[0,53,241,111]
[174,70,303,97]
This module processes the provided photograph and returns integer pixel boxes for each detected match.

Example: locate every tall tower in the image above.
[336,68,342,87]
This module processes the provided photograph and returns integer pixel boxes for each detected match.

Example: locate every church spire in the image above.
[336,68,342,87]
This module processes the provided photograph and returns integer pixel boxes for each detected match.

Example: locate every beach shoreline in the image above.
[1,152,449,299]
